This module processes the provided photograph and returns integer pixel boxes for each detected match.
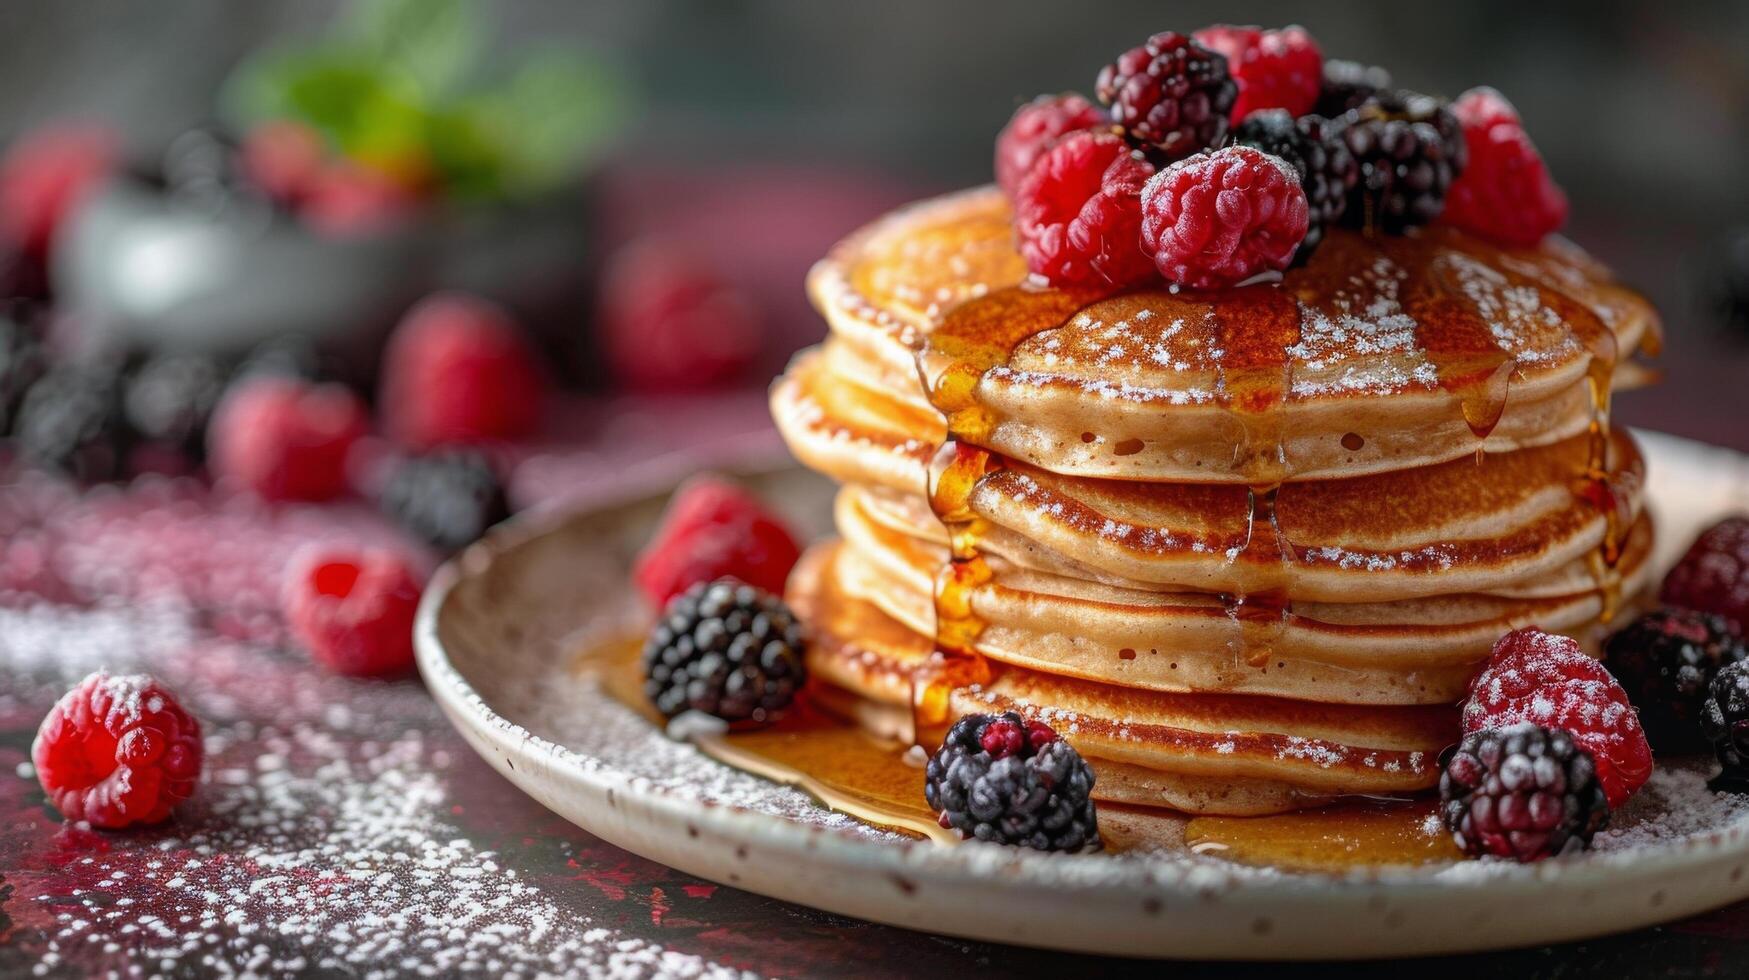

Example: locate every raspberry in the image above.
[632,476,800,608]
[1314,59,1392,118]
[1095,32,1236,161]
[1013,130,1156,287]
[1439,723,1609,862]
[641,578,807,723]
[1230,110,1357,262]
[1662,516,1749,634]
[379,293,547,448]
[1442,87,1568,246]
[239,120,327,206]
[1605,609,1748,754]
[1191,25,1323,124]
[0,123,117,258]
[1139,145,1309,289]
[208,375,368,502]
[31,671,202,829]
[283,547,423,676]
[599,240,764,392]
[1462,627,1652,809]
[994,93,1106,199]
[925,712,1100,852]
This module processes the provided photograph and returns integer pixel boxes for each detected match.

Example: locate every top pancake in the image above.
[808,187,1659,483]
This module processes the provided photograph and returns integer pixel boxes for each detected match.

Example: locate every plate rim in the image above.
[414,429,1749,959]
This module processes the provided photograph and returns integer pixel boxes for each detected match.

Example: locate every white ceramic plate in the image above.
[416,430,1749,959]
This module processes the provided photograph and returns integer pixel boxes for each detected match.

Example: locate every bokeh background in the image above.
[1,0,1746,451]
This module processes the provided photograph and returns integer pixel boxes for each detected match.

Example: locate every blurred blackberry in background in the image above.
[0,241,48,303]
[1709,227,1749,336]
[378,449,511,555]
[1230,110,1358,262]
[234,334,326,383]
[0,303,46,436]
[1315,60,1393,117]
[122,352,227,460]
[1704,660,1749,788]
[1605,609,1749,753]
[14,363,130,481]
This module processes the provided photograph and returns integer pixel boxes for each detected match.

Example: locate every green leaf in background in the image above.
[342,0,479,99]
[221,0,626,201]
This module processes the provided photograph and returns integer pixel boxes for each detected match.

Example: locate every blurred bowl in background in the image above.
[54,167,597,385]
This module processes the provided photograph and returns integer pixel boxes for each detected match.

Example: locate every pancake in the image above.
[808,186,1659,483]
[776,347,1647,604]
[828,498,1652,704]
[789,544,1455,814]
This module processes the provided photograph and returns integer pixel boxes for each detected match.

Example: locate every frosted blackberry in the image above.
[924,712,1100,852]
[14,364,130,481]
[378,449,511,556]
[1605,609,1748,754]
[1703,660,1749,786]
[642,578,807,724]
[1230,109,1358,262]
[1439,723,1609,862]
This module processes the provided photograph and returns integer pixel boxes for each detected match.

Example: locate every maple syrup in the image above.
[1183,799,1464,873]
[582,631,1457,870]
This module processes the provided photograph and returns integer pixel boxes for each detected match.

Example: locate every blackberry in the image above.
[13,364,131,481]
[1339,92,1466,233]
[1095,31,1237,162]
[378,449,511,556]
[1314,59,1392,117]
[1605,609,1748,753]
[1230,110,1358,262]
[0,304,46,436]
[122,352,226,459]
[1439,723,1609,862]
[642,578,807,724]
[1703,660,1749,786]
[924,712,1100,852]
[0,240,48,303]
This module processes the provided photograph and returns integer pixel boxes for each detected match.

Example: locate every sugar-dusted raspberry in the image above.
[1191,25,1323,124]
[599,240,764,392]
[0,123,117,257]
[379,292,547,449]
[208,374,368,502]
[994,93,1106,199]
[1462,627,1653,809]
[632,476,801,608]
[32,671,202,828]
[1230,110,1357,263]
[1140,145,1308,289]
[283,547,424,677]
[1443,87,1568,247]
[1663,516,1749,635]
[1013,130,1156,287]
[1095,31,1236,162]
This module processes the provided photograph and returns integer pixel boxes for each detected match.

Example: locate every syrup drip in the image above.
[912,284,1100,739]
[1388,234,1520,441]
[1208,286,1302,676]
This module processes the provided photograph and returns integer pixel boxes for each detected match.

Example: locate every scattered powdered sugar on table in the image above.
[0,477,761,979]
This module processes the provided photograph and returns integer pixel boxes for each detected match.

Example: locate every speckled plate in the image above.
[416,431,1749,959]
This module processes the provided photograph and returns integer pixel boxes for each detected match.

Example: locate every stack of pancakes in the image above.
[772,187,1660,815]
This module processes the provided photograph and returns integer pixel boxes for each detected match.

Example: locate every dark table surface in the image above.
[0,390,1745,980]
